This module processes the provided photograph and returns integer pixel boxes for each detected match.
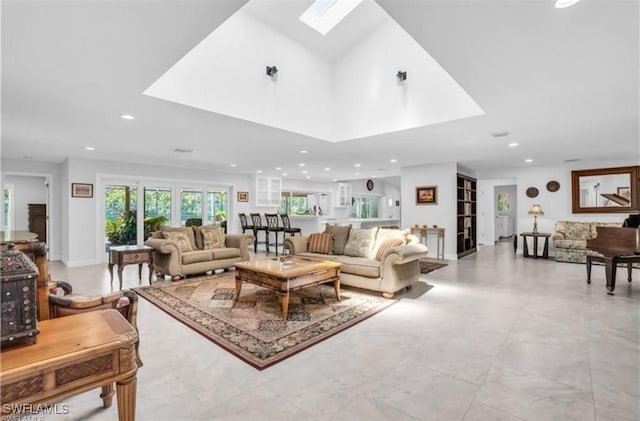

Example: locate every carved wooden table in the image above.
[0,310,139,420]
[234,257,341,319]
[108,245,154,290]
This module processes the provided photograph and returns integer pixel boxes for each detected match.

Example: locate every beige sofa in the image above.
[553,221,621,263]
[283,225,428,298]
[145,226,253,280]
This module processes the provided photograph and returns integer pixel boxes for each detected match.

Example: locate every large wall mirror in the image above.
[571,166,639,213]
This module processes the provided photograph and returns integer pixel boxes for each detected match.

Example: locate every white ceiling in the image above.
[2,0,638,183]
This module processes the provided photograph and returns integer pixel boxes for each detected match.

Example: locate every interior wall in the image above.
[400,162,457,260]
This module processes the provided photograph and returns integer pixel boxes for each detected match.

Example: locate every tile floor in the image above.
[34,241,640,420]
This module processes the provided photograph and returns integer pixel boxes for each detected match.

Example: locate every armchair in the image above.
[48,281,143,408]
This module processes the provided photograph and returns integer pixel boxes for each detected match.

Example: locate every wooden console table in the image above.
[108,245,154,290]
[0,310,139,420]
[520,232,551,259]
[411,226,445,260]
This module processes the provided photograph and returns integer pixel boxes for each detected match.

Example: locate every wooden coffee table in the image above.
[234,257,341,319]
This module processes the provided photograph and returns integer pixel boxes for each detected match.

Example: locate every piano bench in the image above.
[586,254,640,284]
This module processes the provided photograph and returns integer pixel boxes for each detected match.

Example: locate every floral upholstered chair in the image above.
[553,221,622,263]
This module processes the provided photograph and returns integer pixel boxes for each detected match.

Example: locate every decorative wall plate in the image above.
[366,179,374,191]
[526,187,539,198]
[546,180,560,192]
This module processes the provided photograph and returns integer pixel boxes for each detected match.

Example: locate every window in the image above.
[497,193,510,212]
[180,189,203,225]
[350,196,379,218]
[144,187,172,220]
[206,190,228,225]
[279,192,329,215]
[104,185,138,245]
[3,185,13,232]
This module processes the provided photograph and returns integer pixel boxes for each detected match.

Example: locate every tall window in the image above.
[3,185,13,233]
[144,187,172,220]
[180,189,203,225]
[104,185,137,245]
[206,191,228,225]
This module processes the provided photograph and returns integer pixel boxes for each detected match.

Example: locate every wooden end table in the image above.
[0,310,139,421]
[234,257,341,320]
[108,245,154,290]
[520,232,551,259]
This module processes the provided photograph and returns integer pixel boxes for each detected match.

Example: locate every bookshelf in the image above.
[456,173,477,258]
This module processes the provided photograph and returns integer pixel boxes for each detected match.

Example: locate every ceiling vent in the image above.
[490,131,510,138]
[564,158,581,162]
[174,148,195,153]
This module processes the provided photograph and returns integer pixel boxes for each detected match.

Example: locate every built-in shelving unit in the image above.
[456,173,477,258]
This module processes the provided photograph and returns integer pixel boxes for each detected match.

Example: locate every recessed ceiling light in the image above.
[525,159,533,163]
[302,170,308,174]
[299,163,305,167]
[508,142,519,147]
[299,0,363,36]
[85,146,95,151]
[390,159,397,163]
[300,150,308,154]
[371,175,377,178]
[555,0,581,8]
[324,167,331,171]
[275,167,282,171]
[230,163,237,167]
[174,148,195,153]
[332,179,338,182]
[120,114,135,120]
[305,176,311,179]
[355,172,360,176]
[256,170,263,173]
[354,163,361,167]
[282,173,288,176]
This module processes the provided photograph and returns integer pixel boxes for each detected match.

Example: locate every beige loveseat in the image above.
[283,225,428,298]
[553,221,621,263]
[145,226,253,280]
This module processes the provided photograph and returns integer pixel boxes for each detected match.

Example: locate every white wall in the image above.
[401,162,458,260]
[477,159,636,256]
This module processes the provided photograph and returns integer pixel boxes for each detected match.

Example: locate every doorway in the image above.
[494,185,517,240]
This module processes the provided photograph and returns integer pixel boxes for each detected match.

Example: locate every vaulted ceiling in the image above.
[2,0,638,182]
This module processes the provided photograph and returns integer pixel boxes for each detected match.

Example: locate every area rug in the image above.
[133,273,396,369]
[419,258,448,274]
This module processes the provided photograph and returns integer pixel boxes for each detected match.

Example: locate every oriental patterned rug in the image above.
[133,273,396,369]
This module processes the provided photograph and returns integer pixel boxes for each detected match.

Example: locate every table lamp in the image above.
[528,204,544,234]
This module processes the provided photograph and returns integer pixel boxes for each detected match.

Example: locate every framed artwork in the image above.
[237,191,249,202]
[416,186,437,205]
[71,183,93,198]
[395,200,400,207]
[617,186,631,200]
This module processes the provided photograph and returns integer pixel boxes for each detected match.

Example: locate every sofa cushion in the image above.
[371,229,408,258]
[162,230,194,252]
[375,238,404,261]
[211,248,241,260]
[182,250,212,264]
[554,239,587,249]
[308,232,333,254]
[297,252,338,262]
[336,256,380,278]
[344,227,378,257]
[197,226,226,250]
[324,224,351,255]
[161,227,197,250]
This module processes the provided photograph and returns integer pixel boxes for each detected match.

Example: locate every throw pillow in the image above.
[370,228,408,259]
[343,227,378,257]
[307,232,333,254]
[162,231,193,252]
[375,238,403,261]
[160,227,197,250]
[324,223,351,255]
[199,226,226,249]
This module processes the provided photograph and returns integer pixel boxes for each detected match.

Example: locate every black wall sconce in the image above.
[266,66,278,77]
[397,71,407,82]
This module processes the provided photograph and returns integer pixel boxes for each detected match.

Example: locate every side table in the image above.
[108,245,154,290]
[520,232,551,259]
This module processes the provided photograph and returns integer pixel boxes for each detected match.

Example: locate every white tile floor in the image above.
[36,241,640,420]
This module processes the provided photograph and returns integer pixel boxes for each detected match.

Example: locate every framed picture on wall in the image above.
[416,186,437,205]
[71,183,93,198]
[237,191,249,202]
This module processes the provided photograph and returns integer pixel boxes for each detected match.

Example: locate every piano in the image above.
[586,226,640,295]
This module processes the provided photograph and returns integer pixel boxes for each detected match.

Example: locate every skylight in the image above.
[299,0,363,35]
